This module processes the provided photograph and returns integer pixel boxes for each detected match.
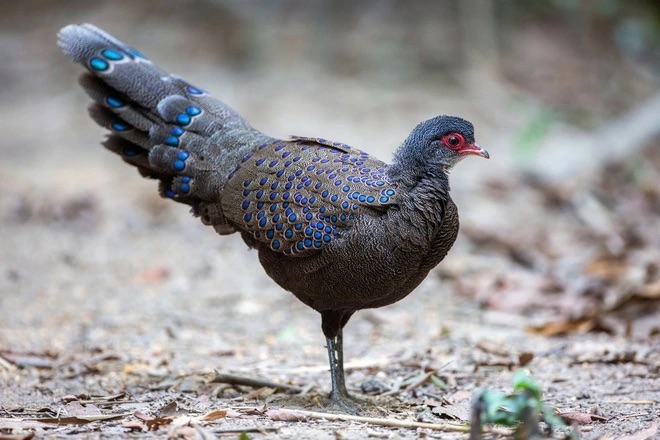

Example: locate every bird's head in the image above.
[393,115,488,173]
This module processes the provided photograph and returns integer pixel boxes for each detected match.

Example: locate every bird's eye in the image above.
[441,133,464,150]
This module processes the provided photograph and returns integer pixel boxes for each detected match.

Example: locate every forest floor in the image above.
[1,6,659,439]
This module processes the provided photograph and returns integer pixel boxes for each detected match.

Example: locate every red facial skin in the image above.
[441,133,489,158]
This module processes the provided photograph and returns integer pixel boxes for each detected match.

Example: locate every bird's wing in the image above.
[221,137,399,256]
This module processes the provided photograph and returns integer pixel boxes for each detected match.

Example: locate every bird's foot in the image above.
[327,391,371,414]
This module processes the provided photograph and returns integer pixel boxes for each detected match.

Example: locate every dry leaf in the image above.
[134,411,173,431]
[526,318,614,336]
[265,409,309,422]
[198,409,227,421]
[559,411,608,424]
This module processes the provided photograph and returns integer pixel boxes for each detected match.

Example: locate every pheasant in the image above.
[58,24,489,412]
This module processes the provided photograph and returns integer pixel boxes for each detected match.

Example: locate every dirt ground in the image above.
[1,2,659,439]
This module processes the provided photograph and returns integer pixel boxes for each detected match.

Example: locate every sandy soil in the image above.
[1,3,658,439]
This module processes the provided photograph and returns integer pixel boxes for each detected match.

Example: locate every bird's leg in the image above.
[326,329,359,413]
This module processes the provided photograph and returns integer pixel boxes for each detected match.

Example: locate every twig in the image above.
[268,408,513,435]
[605,400,656,405]
[211,371,303,394]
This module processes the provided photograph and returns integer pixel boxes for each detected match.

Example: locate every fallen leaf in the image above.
[265,409,308,422]
[121,420,144,432]
[134,411,173,431]
[559,411,608,424]
[526,318,614,336]
[518,352,534,366]
[198,409,227,421]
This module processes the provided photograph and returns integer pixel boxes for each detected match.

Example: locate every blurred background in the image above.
[0,0,659,420]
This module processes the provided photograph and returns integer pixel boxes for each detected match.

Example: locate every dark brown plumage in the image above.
[58,24,489,412]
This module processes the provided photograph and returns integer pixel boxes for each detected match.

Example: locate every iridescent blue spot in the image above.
[283,192,291,200]
[341,202,349,209]
[296,183,304,190]
[288,213,297,222]
[164,188,175,198]
[257,211,266,219]
[287,175,295,182]
[351,192,360,199]
[284,160,292,167]
[171,126,184,137]
[259,177,268,186]
[186,106,201,116]
[313,241,322,249]
[269,160,278,168]
[340,214,347,221]
[319,206,327,213]
[100,48,123,61]
[241,153,253,163]
[165,136,179,147]
[330,195,338,202]
[334,181,342,187]
[321,158,329,163]
[177,151,189,160]
[376,181,386,187]
[301,146,310,151]
[306,165,315,172]
[285,182,292,190]
[243,189,251,196]
[309,196,316,204]
[269,192,277,201]
[325,226,333,234]
[257,202,264,209]
[270,204,278,212]
[297,241,305,251]
[316,170,324,175]
[173,160,185,171]
[180,183,190,193]
[243,180,251,188]
[331,215,337,222]
[305,213,313,221]
[352,204,359,210]
[275,223,284,231]
[259,217,267,227]
[282,202,290,208]
[302,207,310,213]
[266,230,275,239]
[285,229,294,239]
[182,176,191,183]
[301,198,308,205]
[276,170,284,178]
[186,85,203,95]
[323,234,331,243]
[272,240,281,250]
[304,238,313,248]
[321,190,329,198]
[304,181,312,187]
[295,170,303,177]
[367,196,375,203]
[385,189,395,196]
[316,222,324,230]
[128,48,146,59]
[294,223,303,230]
[294,194,302,203]
[89,57,109,71]
[305,227,314,236]
[106,96,125,108]
[256,158,266,166]
[314,231,322,240]
[259,143,268,150]
[349,214,355,220]
[358,194,366,202]
[293,156,301,162]
[111,121,130,131]
[254,231,261,238]
[329,174,337,179]
[273,214,281,222]
[285,208,293,217]
[301,176,309,183]
[176,113,191,126]
[242,200,250,210]
[244,213,253,222]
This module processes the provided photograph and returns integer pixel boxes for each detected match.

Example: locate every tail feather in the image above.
[58,24,273,230]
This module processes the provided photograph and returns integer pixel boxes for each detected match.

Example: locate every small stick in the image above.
[212,372,303,394]
[604,400,656,405]
[267,408,513,435]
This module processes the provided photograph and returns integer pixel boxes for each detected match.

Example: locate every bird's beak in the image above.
[461,143,489,159]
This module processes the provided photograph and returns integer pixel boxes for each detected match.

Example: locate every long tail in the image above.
[57,24,272,230]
